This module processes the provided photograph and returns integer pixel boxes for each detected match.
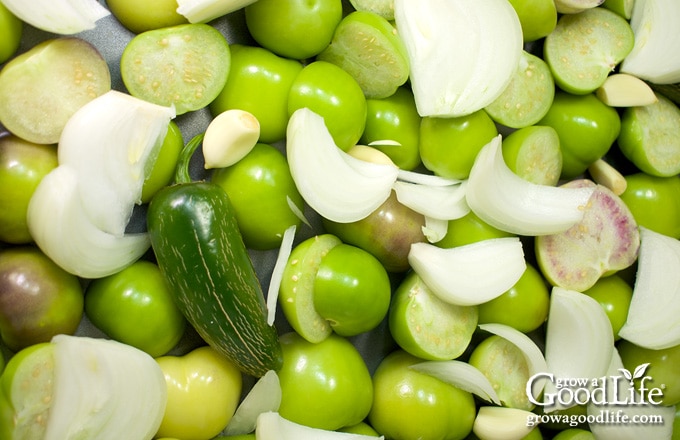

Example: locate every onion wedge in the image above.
[407,237,526,306]
[176,0,258,23]
[0,0,110,35]
[58,91,176,236]
[618,227,680,349]
[27,166,151,279]
[45,335,167,440]
[256,411,385,440]
[393,0,523,117]
[286,108,399,223]
[410,360,501,405]
[266,225,297,326]
[619,0,680,84]
[393,180,469,221]
[543,287,615,412]
[223,370,282,436]
[466,135,595,236]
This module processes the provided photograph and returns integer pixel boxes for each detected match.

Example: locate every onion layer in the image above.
[286,108,399,223]
[618,227,680,349]
[393,0,523,117]
[408,237,526,306]
[466,135,595,236]
[543,287,615,411]
[28,91,175,278]
[0,0,110,35]
[619,0,680,84]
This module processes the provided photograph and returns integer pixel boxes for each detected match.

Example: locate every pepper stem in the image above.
[175,133,205,184]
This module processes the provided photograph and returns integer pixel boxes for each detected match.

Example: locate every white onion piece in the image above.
[286,196,311,228]
[422,216,449,243]
[46,335,166,440]
[618,227,680,349]
[58,90,175,236]
[367,139,402,147]
[394,0,523,117]
[408,237,526,306]
[587,348,676,440]
[543,287,614,412]
[286,108,399,223]
[397,169,462,186]
[27,166,151,279]
[410,360,501,405]
[479,323,548,397]
[223,370,282,436]
[619,0,680,84]
[256,412,385,440]
[466,135,595,236]
[176,0,258,23]
[266,225,297,326]
[472,406,537,440]
[393,180,469,220]
[0,0,110,34]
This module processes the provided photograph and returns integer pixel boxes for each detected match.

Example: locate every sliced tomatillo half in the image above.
[618,94,680,177]
[317,10,409,99]
[544,7,634,95]
[389,271,478,361]
[121,23,230,115]
[485,51,555,129]
[279,234,341,343]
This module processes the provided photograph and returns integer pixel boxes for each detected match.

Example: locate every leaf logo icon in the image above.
[633,363,650,379]
[618,363,650,385]
[618,368,633,383]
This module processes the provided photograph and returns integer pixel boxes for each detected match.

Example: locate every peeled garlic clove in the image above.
[203,109,261,169]
[472,406,538,440]
[596,73,659,107]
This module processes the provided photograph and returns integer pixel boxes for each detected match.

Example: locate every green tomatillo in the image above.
[419,109,498,180]
[84,259,186,358]
[538,91,621,179]
[277,332,373,431]
[369,350,476,440]
[155,346,243,440]
[360,86,422,170]
[619,172,680,239]
[312,243,391,337]
[210,142,303,250]
[210,44,303,144]
[287,60,367,151]
[0,135,58,244]
[244,0,343,60]
[0,246,83,352]
[0,2,21,64]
